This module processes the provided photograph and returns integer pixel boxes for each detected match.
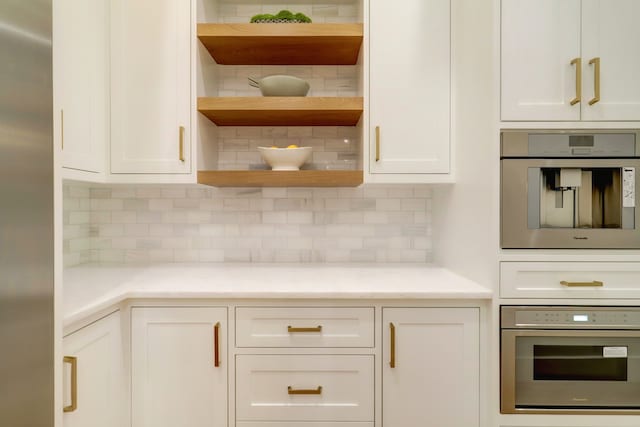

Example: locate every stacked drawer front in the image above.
[501,262,640,298]
[235,307,375,427]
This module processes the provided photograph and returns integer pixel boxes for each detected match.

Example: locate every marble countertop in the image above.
[63,263,493,326]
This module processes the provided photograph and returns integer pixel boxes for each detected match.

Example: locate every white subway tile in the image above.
[150,224,174,237]
[111,211,137,224]
[287,211,313,224]
[98,224,124,237]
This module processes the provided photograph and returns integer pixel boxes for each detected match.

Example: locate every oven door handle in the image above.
[560,280,604,287]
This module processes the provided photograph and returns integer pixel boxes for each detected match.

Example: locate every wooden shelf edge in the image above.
[197,170,364,187]
[197,23,363,65]
[197,97,363,126]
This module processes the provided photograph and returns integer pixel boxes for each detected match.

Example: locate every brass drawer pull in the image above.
[570,57,582,105]
[288,386,322,395]
[560,280,604,287]
[375,126,381,162]
[63,356,78,413]
[389,322,396,368]
[287,325,322,333]
[214,322,221,367]
[179,126,185,162]
[588,57,601,105]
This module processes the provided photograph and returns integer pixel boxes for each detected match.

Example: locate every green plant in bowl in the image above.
[250,10,312,23]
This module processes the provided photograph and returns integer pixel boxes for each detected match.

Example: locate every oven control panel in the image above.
[502,306,640,329]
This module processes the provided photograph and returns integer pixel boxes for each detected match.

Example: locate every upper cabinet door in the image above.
[501,0,581,121]
[369,0,450,175]
[581,0,640,121]
[110,0,191,174]
[54,0,108,173]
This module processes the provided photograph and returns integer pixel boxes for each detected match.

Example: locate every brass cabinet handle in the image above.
[287,325,322,333]
[61,109,64,150]
[588,57,601,105]
[214,322,220,367]
[570,57,582,105]
[389,322,396,368]
[179,126,185,162]
[63,356,77,413]
[288,386,322,395]
[560,280,604,287]
[375,126,380,162]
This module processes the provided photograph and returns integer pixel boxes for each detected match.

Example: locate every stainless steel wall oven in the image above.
[501,130,640,248]
[501,305,640,414]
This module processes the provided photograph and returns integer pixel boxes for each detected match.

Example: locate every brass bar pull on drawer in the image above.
[287,325,322,333]
[288,386,322,395]
[588,57,601,105]
[560,280,604,287]
[389,322,396,368]
[570,57,582,105]
[63,356,78,413]
[214,322,221,367]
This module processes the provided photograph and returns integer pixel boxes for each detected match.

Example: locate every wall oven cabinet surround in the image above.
[501,0,640,121]
[501,306,640,414]
[501,130,640,248]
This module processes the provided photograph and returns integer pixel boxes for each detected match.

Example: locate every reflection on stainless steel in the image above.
[0,0,54,426]
[501,130,640,248]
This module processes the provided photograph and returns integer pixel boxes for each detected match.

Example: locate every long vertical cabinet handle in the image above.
[214,322,221,367]
[389,322,396,368]
[588,57,601,105]
[375,126,381,162]
[63,356,77,412]
[570,58,582,105]
[61,110,64,150]
[179,126,185,162]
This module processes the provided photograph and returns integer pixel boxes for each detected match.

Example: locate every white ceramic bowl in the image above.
[253,75,310,97]
[258,147,312,171]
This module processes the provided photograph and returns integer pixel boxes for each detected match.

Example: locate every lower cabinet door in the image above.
[131,307,227,427]
[63,311,123,427]
[382,308,480,427]
[236,355,374,422]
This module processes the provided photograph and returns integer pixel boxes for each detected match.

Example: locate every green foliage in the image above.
[250,10,312,23]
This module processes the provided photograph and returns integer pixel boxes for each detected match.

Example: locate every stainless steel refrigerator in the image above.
[0,1,54,426]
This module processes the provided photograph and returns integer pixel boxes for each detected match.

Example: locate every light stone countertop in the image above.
[63,263,493,327]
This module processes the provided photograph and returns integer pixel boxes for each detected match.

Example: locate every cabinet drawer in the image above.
[238,424,373,427]
[235,355,374,422]
[235,307,374,348]
[501,262,640,298]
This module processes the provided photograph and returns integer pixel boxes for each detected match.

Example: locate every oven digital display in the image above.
[573,314,589,322]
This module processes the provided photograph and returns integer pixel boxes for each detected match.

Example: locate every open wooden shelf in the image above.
[198,97,363,126]
[197,23,363,65]
[197,170,363,187]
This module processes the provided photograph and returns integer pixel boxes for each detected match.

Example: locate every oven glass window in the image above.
[534,345,627,381]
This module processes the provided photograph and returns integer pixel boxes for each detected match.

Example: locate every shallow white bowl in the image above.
[253,75,310,97]
[258,147,312,171]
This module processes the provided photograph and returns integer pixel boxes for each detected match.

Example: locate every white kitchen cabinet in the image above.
[110,0,192,174]
[54,0,108,175]
[501,0,640,121]
[131,307,227,427]
[382,308,479,427]
[368,0,451,180]
[62,311,124,427]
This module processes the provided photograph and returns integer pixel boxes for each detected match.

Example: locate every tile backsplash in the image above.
[63,183,432,267]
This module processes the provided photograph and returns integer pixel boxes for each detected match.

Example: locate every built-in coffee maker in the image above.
[501,130,640,248]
